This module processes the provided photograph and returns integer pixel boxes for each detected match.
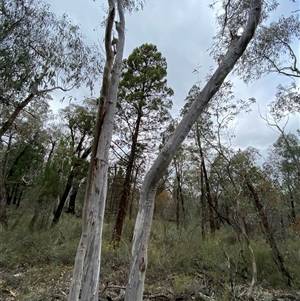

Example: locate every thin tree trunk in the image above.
[200,160,206,240]
[29,206,39,231]
[173,157,185,230]
[67,1,125,300]
[46,138,57,165]
[6,185,13,206]
[1,133,13,224]
[52,170,74,225]
[53,146,91,224]
[0,170,8,229]
[200,146,215,234]
[66,181,80,214]
[113,162,133,245]
[11,184,19,205]
[113,113,142,246]
[175,186,180,230]
[287,186,296,224]
[196,124,215,233]
[0,94,34,139]
[177,165,185,216]
[5,145,30,181]
[125,2,261,300]
[246,181,292,286]
[15,187,23,209]
[2,132,13,179]
[129,165,139,220]
[107,165,116,213]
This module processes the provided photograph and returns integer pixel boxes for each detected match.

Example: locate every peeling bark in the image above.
[67,1,125,300]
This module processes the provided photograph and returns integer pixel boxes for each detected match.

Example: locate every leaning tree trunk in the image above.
[67,1,125,301]
[246,181,293,286]
[52,169,74,225]
[124,1,262,300]
[173,157,185,230]
[199,141,215,233]
[53,146,91,225]
[66,180,80,214]
[113,112,141,246]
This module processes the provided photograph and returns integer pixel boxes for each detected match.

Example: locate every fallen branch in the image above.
[197,291,216,301]
[104,289,172,301]
[275,293,300,301]
[145,293,172,300]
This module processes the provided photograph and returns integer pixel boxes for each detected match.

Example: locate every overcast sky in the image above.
[46,0,299,161]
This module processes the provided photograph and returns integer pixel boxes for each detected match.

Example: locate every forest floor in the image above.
[1,261,300,301]
[1,211,300,301]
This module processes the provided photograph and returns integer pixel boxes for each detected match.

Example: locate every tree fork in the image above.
[67,0,125,300]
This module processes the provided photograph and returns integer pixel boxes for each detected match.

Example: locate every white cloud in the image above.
[45,0,299,152]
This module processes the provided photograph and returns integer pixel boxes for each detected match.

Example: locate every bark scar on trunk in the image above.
[139,258,146,273]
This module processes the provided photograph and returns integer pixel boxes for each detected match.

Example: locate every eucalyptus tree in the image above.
[204,138,294,287]
[240,14,300,81]
[67,0,130,300]
[210,0,299,82]
[113,43,173,245]
[124,1,262,300]
[229,148,293,286]
[175,81,260,295]
[179,81,255,236]
[4,114,47,208]
[181,85,216,234]
[0,0,102,229]
[226,0,300,137]
[2,99,49,206]
[0,100,61,229]
[270,82,300,119]
[265,133,300,224]
[160,118,199,229]
[0,0,101,139]
[52,101,96,225]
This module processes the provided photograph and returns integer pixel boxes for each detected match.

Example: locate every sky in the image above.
[46,0,299,161]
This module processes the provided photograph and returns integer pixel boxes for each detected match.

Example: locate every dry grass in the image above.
[1,210,299,300]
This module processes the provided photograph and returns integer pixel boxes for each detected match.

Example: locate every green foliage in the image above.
[210,0,299,81]
[115,43,174,158]
[56,102,96,181]
[270,83,300,119]
[110,44,174,235]
[0,0,102,139]
[1,211,82,268]
[265,132,300,222]
[0,0,101,97]
[1,211,299,300]
[240,14,300,81]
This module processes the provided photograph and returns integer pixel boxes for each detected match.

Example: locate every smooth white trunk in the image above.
[125,1,262,300]
[68,1,125,300]
[67,233,88,301]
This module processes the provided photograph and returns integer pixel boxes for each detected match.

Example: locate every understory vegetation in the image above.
[1,0,300,300]
[1,208,299,301]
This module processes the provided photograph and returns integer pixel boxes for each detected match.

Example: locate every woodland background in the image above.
[0,0,299,300]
